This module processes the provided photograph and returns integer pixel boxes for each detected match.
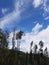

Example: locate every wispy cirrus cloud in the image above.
[2,8,9,15]
[33,0,49,19]
[0,0,25,29]
[44,16,49,20]
[0,3,19,29]
[0,0,33,29]
[32,23,42,34]
[0,10,21,29]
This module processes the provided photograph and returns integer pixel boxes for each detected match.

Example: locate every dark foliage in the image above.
[16,30,23,39]
[0,29,8,48]
[0,48,49,65]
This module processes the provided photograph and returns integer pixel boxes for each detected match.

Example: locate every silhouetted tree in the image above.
[12,28,16,49]
[34,44,38,54]
[29,49,32,65]
[30,41,33,52]
[29,41,33,65]
[44,47,48,57]
[25,52,28,65]
[5,30,9,48]
[16,30,23,51]
[16,30,23,65]
[0,29,9,48]
[39,40,44,48]
[38,40,44,54]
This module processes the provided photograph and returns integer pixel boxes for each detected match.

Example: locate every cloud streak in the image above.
[33,0,49,19]
[0,0,33,29]
[0,0,24,29]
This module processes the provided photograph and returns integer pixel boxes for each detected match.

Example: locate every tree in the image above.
[39,40,44,48]
[30,41,33,52]
[38,40,44,54]
[29,41,33,65]
[0,29,9,48]
[5,30,9,48]
[25,52,28,65]
[34,44,38,54]
[44,47,48,57]
[16,30,23,51]
[12,28,16,49]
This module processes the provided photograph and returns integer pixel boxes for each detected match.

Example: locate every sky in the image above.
[0,0,49,53]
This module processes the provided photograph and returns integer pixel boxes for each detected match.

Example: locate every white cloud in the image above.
[2,8,8,15]
[44,16,49,20]
[32,23,42,34]
[33,0,49,11]
[33,0,43,8]
[43,0,49,12]
[43,0,49,19]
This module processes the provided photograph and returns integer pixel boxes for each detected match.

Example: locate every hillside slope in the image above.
[0,48,49,65]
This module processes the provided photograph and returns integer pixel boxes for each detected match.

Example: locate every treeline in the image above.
[30,41,48,57]
[0,28,49,65]
[0,48,49,65]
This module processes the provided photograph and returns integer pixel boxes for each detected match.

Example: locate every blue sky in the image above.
[0,0,49,31]
[0,0,49,52]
